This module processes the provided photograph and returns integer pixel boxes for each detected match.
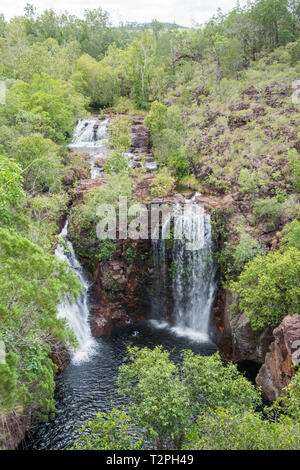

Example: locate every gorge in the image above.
[22,118,218,449]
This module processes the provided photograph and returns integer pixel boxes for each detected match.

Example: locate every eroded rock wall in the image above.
[256,315,300,401]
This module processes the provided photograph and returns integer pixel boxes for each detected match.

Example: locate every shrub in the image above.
[15,134,63,193]
[167,147,190,178]
[184,407,300,450]
[231,248,300,330]
[282,219,300,250]
[0,154,25,219]
[238,169,262,196]
[253,197,282,230]
[150,169,176,197]
[287,149,300,192]
[220,232,265,282]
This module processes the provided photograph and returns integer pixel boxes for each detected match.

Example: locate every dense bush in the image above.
[231,248,300,330]
[219,231,265,282]
[0,155,25,219]
[7,73,85,143]
[184,407,300,450]
[0,228,81,422]
[150,169,176,197]
[15,134,63,193]
[282,219,300,250]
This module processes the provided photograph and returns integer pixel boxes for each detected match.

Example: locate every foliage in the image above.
[0,155,25,219]
[74,54,120,108]
[104,117,132,174]
[69,175,133,263]
[184,407,300,450]
[282,219,300,250]
[7,73,85,143]
[238,169,262,196]
[253,197,282,230]
[145,101,188,176]
[96,239,116,262]
[150,169,176,197]
[287,149,300,192]
[15,133,63,193]
[267,369,300,422]
[231,248,300,330]
[74,408,142,450]
[76,346,260,450]
[0,228,81,419]
[219,232,265,282]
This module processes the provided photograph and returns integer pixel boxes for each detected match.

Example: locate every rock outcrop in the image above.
[214,289,273,363]
[256,315,300,401]
[49,341,70,373]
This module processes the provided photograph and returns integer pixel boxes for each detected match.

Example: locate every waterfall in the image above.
[68,118,110,179]
[151,196,217,342]
[55,222,96,364]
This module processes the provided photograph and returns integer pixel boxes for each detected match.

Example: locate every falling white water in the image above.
[55,222,96,364]
[69,117,158,175]
[151,195,217,342]
[68,118,110,179]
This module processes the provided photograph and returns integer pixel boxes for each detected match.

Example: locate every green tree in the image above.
[231,248,300,330]
[0,228,81,419]
[282,219,300,250]
[0,155,25,218]
[15,133,63,192]
[8,73,85,143]
[75,347,260,450]
[74,54,120,108]
[184,407,300,450]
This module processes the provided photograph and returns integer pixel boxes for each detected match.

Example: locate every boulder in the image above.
[91,304,129,337]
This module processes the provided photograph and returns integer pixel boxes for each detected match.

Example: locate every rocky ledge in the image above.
[256,315,300,401]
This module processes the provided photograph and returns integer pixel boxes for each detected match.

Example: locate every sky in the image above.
[0,0,247,28]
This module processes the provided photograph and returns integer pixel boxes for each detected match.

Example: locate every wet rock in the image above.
[256,315,300,401]
[91,304,129,337]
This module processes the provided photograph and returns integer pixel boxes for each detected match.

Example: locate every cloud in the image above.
[1,0,246,27]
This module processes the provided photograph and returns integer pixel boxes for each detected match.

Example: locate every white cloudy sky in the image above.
[0,0,247,27]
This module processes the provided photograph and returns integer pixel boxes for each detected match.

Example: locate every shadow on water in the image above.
[21,320,216,450]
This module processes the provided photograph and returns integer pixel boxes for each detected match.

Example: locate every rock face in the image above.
[0,410,32,450]
[231,313,273,363]
[256,315,300,401]
[49,341,70,373]
[214,289,273,363]
[129,117,151,155]
[90,238,153,338]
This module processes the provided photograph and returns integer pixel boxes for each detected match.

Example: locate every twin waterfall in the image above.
[56,119,217,365]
